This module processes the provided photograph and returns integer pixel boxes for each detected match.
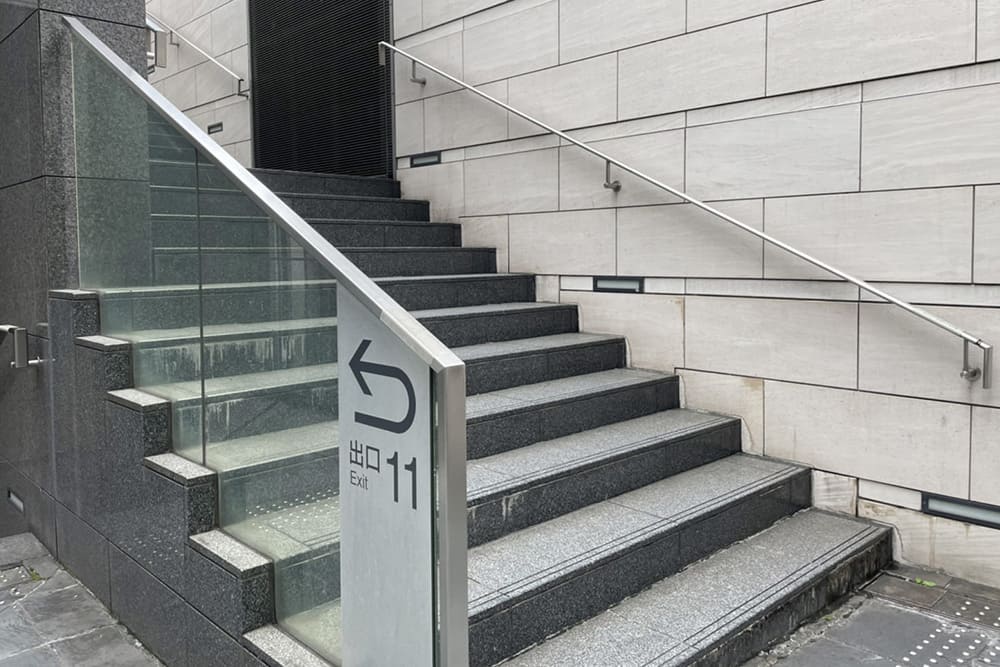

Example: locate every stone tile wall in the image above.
[145,0,252,165]
[391,0,1000,586]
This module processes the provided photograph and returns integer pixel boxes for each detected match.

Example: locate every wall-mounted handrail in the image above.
[381,41,994,390]
[146,12,248,97]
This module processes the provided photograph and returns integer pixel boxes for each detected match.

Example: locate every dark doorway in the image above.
[249,0,393,177]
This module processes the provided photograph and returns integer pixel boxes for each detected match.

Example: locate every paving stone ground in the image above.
[0,532,161,666]
[747,563,1000,667]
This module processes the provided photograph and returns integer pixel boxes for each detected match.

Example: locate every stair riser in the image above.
[468,470,812,667]
[99,285,337,333]
[151,217,459,249]
[421,308,579,348]
[100,280,536,334]
[218,453,338,525]
[687,534,893,667]
[172,383,338,453]
[150,187,430,221]
[133,327,337,385]
[149,161,401,198]
[465,340,625,396]
[274,548,340,620]
[150,248,495,284]
[467,378,680,459]
[382,276,534,311]
[468,421,740,547]
[149,144,196,163]
[252,171,401,199]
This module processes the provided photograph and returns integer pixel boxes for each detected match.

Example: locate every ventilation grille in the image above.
[250,0,393,176]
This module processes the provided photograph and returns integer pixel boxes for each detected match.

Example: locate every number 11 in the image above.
[387,453,417,510]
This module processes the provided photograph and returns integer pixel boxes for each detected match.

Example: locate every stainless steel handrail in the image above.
[381,40,994,390]
[65,20,468,665]
[146,12,248,97]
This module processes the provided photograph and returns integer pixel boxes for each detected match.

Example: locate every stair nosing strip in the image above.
[656,522,888,664]
[470,464,805,615]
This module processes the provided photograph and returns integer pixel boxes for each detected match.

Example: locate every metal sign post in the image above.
[338,285,435,665]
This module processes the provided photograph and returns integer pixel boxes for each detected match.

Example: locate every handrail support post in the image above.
[982,344,993,390]
[603,160,621,192]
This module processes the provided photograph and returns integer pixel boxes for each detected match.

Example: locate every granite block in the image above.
[0,15,42,189]
[39,12,147,179]
[54,503,110,606]
[108,545,187,666]
[75,177,152,289]
[184,544,274,637]
[0,1,35,45]
[186,610,266,667]
[39,0,145,27]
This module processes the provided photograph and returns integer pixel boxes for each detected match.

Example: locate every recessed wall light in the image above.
[922,493,1000,530]
[410,152,441,168]
[593,277,644,294]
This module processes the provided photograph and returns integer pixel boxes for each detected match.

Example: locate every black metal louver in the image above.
[249,0,393,177]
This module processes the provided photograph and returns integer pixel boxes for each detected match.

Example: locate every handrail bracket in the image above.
[961,340,982,384]
[410,61,427,86]
[603,161,621,193]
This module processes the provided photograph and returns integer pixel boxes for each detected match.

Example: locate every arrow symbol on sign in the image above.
[349,339,417,434]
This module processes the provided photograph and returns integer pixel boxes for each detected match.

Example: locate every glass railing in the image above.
[67,17,467,666]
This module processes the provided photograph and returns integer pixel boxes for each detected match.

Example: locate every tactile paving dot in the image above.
[895,627,1000,667]
[0,566,31,588]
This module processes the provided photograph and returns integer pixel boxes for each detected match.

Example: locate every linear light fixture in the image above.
[593,276,644,294]
[410,152,442,168]
[922,493,1000,530]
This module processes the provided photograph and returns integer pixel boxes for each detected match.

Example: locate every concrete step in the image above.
[466,369,679,459]
[211,422,338,527]
[410,302,580,347]
[454,332,626,395]
[129,317,337,386]
[150,214,460,248]
[119,291,558,386]
[378,273,534,311]
[466,409,741,545]
[98,275,536,334]
[149,184,429,221]
[98,279,337,334]
[219,454,813,666]
[506,509,892,667]
[143,364,339,457]
[467,455,812,666]
[149,158,401,198]
[224,495,342,624]
[150,246,496,284]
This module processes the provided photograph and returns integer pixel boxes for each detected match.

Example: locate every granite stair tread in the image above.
[454,332,624,362]
[99,274,528,296]
[149,183,426,206]
[466,454,805,620]
[142,363,337,403]
[506,509,891,666]
[125,316,337,345]
[467,409,736,503]
[410,301,576,320]
[206,421,338,474]
[465,368,669,421]
[225,495,341,564]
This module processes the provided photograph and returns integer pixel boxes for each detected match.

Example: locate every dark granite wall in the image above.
[0,0,146,542]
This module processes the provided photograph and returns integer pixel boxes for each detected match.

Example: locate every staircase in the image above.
[89,112,892,666]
